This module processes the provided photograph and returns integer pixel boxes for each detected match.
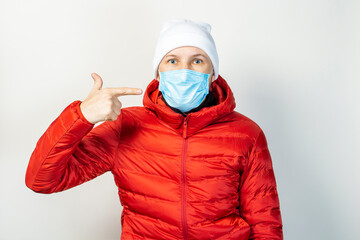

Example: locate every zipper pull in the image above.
[183,116,188,139]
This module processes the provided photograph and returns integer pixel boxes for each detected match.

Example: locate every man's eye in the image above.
[194,59,202,64]
[169,59,177,64]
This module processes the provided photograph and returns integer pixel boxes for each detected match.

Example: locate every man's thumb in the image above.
[91,72,103,91]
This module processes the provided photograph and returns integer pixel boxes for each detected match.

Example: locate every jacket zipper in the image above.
[181,116,189,239]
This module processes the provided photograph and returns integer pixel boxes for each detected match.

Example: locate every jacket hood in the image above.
[143,75,236,137]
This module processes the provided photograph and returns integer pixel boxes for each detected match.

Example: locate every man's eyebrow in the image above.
[191,54,207,58]
[164,54,178,58]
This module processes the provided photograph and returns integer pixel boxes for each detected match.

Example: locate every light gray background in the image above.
[0,0,359,239]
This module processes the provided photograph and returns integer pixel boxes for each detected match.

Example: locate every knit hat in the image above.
[153,19,219,80]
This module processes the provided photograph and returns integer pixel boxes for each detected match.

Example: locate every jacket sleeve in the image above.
[239,129,283,239]
[25,100,120,194]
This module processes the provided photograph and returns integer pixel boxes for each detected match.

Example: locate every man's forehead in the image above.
[164,46,210,58]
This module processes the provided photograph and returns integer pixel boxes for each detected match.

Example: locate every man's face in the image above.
[156,46,215,87]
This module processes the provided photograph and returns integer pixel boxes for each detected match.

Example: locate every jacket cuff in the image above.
[62,100,95,139]
[73,100,95,126]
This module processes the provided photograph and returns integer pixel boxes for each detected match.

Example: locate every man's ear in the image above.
[211,69,216,82]
[156,70,160,81]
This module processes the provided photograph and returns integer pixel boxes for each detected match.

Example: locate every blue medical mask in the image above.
[158,69,210,113]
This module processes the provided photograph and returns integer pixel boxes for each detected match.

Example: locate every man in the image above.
[26,19,283,239]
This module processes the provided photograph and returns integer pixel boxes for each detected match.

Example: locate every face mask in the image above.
[158,69,210,113]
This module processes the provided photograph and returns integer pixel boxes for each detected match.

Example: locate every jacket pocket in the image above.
[190,214,250,240]
[227,215,251,240]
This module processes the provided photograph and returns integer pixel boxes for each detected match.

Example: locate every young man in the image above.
[26,19,283,239]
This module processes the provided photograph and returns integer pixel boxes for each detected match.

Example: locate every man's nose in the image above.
[180,61,191,70]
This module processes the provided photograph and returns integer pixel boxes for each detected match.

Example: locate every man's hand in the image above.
[80,72,143,124]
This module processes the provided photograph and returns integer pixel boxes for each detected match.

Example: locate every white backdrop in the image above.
[0,0,359,239]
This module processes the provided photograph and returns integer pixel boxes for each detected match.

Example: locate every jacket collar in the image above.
[143,75,236,137]
[160,90,217,117]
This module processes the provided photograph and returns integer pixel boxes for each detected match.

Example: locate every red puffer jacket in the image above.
[25,75,283,239]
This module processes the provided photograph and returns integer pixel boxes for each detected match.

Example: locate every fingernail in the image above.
[137,89,142,94]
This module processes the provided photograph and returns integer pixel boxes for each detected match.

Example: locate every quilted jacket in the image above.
[25,75,283,239]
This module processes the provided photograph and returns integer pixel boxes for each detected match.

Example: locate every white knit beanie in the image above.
[153,19,219,80]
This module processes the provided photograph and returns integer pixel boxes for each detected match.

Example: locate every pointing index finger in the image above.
[107,87,143,96]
